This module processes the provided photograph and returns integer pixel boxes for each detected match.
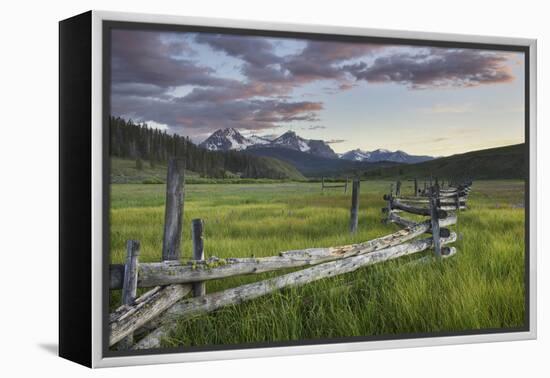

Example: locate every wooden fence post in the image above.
[390,183,394,197]
[396,180,401,197]
[385,193,393,223]
[192,219,206,297]
[162,158,185,262]
[349,178,360,233]
[429,186,442,257]
[414,178,418,197]
[321,177,325,192]
[119,240,140,349]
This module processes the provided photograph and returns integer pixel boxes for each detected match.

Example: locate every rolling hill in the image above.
[364,143,527,180]
[245,146,401,177]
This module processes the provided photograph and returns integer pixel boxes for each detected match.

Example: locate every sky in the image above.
[110,29,525,156]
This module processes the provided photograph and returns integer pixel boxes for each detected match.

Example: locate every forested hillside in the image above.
[109,117,305,180]
[364,143,526,180]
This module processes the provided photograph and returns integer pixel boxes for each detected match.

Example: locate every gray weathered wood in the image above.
[396,180,401,196]
[162,158,185,261]
[109,284,192,346]
[440,205,466,211]
[430,189,442,257]
[134,232,457,350]
[438,191,468,198]
[111,218,438,288]
[414,178,418,197]
[387,199,448,218]
[118,240,140,349]
[122,240,140,305]
[192,219,206,297]
[384,194,467,204]
[349,178,360,233]
[387,211,457,231]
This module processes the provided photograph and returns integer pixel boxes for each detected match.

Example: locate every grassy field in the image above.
[109,179,526,348]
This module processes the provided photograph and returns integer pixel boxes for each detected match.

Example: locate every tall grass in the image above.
[109,180,526,348]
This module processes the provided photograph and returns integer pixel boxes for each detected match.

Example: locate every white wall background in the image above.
[0,0,546,376]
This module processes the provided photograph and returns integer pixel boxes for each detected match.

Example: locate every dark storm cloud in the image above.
[345,48,515,88]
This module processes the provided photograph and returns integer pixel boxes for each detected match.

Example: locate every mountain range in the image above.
[200,128,434,164]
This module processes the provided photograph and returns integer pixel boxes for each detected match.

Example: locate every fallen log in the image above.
[109,284,192,346]
[110,219,440,289]
[133,232,457,350]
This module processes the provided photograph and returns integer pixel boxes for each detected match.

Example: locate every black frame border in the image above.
[101,19,531,359]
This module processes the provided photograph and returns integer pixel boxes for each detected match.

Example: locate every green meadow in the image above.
[109,179,526,348]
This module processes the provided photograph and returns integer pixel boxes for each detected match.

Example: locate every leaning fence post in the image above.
[396,180,401,197]
[119,240,140,349]
[414,178,418,197]
[321,177,325,192]
[429,186,442,257]
[162,158,185,262]
[349,178,360,233]
[192,219,206,297]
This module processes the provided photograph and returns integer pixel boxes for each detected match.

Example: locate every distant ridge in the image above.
[340,148,434,164]
[199,128,434,163]
[245,146,401,177]
[364,143,526,180]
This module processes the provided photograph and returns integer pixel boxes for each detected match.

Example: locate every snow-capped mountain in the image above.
[199,128,337,158]
[199,128,253,151]
[340,149,372,161]
[272,131,310,151]
[269,131,338,158]
[247,135,272,145]
[199,128,433,163]
[340,148,434,164]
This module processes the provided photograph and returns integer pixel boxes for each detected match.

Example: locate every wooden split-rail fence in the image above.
[321,176,349,193]
[108,159,472,350]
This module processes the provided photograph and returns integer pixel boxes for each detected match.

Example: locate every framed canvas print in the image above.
[59,10,537,368]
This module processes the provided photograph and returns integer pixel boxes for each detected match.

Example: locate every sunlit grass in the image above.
[109,180,526,348]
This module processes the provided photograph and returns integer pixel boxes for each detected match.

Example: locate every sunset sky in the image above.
[111,29,525,156]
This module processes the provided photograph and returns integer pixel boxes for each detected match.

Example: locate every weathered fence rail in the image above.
[321,176,349,193]
[108,160,472,350]
[133,232,458,349]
